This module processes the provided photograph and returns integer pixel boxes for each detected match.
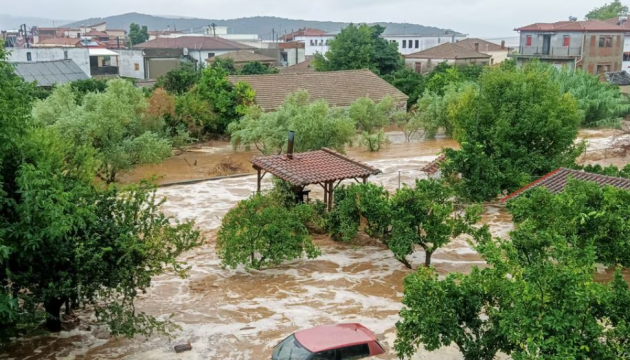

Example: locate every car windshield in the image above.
[272,335,313,360]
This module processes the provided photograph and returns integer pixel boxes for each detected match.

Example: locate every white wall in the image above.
[385,35,467,55]
[294,35,335,56]
[116,49,145,79]
[281,48,306,66]
[7,47,91,77]
[623,34,630,71]
[188,49,253,63]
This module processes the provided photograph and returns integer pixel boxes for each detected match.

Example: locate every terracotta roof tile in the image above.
[228,69,408,111]
[405,43,492,60]
[516,20,627,32]
[35,37,81,46]
[251,148,381,186]
[280,28,327,41]
[207,50,276,64]
[134,36,254,50]
[456,38,505,53]
[421,154,446,175]
[504,168,630,201]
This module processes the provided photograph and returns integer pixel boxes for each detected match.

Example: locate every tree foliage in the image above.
[349,96,395,152]
[217,193,321,270]
[313,24,403,75]
[155,62,201,95]
[228,90,356,155]
[585,0,628,20]
[129,23,149,46]
[382,68,426,109]
[441,64,583,201]
[239,61,280,75]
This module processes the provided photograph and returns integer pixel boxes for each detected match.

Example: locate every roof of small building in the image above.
[86,30,109,37]
[515,20,627,32]
[280,28,327,40]
[228,69,408,111]
[606,70,630,85]
[133,36,254,50]
[603,16,630,29]
[456,38,505,53]
[294,324,378,353]
[12,59,89,87]
[503,168,630,201]
[421,154,447,175]
[36,37,81,46]
[405,42,492,60]
[206,50,276,64]
[251,148,381,186]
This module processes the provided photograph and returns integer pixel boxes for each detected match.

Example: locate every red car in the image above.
[272,323,386,360]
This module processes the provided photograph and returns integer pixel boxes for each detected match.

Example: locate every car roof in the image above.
[294,324,377,352]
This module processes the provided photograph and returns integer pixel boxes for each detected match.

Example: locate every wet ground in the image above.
[2,129,629,360]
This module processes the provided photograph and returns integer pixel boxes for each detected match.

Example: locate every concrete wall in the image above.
[281,48,306,66]
[188,49,253,63]
[405,58,489,74]
[117,49,145,79]
[294,35,335,56]
[7,47,91,77]
[581,33,624,73]
[487,50,510,65]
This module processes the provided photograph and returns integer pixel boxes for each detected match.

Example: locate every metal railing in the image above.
[508,46,582,58]
[90,66,119,76]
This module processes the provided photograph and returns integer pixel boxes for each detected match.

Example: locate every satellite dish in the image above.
[183,47,189,56]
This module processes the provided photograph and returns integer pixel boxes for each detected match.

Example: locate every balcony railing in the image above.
[508,46,582,58]
[90,66,119,76]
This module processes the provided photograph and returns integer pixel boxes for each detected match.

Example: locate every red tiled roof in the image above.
[421,154,446,175]
[133,36,254,50]
[603,17,630,29]
[279,56,315,74]
[35,38,81,46]
[456,38,505,53]
[251,148,381,186]
[280,28,327,41]
[503,168,630,201]
[516,20,627,32]
[405,43,492,60]
[86,30,109,37]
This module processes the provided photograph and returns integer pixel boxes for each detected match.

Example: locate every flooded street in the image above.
[2,130,629,360]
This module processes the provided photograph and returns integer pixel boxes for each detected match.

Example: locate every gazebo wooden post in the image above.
[323,182,328,206]
[327,181,334,212]
[255,166,262,193]
[363,176,368,184]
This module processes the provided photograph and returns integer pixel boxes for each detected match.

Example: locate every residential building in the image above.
[279,56,315,73]
[12,59,89,87]
[603,16,630,70]
[115,49,146,79]
[279,42,306,66]
[405,43,491,73]
[7,48,91,77]
[227,69,408,111]
[141,48,185,79]
[383,33,467,55]
[206,50,277,68]
[280,28,335,56]
[456,38,509,65]
[509,20,627,74]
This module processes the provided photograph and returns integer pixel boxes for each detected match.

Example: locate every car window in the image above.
[272,335,313,360]
[312,349,336,360]
[339,344,369,360]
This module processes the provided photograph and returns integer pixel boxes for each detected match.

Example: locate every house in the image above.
[88,48,120,78]
[227,69,408,111]
[206,50,277,68]
[404,43,491,73]
[503,168,630,201]
[603,16,630,70]
[279,42,307,66]
[12,59,89,87]
[456,38,509,65]
[7,48,91,77]
[509,20,627,74]
[383,33,467,55]
[279,56,315,74]
[280,28,334,56]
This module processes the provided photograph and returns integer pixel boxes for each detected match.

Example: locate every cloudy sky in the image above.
[2,0,609,37]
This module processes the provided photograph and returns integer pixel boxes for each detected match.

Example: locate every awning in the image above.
[88,48,119,57]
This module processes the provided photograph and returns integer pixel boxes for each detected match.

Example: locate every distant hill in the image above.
[0,14,74,31]
[63,12,463,39]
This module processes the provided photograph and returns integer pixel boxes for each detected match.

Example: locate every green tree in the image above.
[392,110,425,142]
[129,23,149,46]
[175,91,219,138]
[239,61,279,75]
[442,64,583,201]
[349,96,395,152]
[414,82,470,138]
[382,68,426,110]
[210,57,237,75]
[217,193,320,270]
[229,90,356,155]
[155,62,201,95]
[389,179,485,268]
[313,24,403,75]
[585,0,628,20]
[70,78,108,101]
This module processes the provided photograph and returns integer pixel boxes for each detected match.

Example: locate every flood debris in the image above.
[173,343,193,353]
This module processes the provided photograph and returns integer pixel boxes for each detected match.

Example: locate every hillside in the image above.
[63,13,463,39]
[0,14,74,30]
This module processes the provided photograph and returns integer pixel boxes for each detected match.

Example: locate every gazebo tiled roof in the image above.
[421,154,446,175]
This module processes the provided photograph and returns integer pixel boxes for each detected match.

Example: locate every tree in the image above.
[217,193,320,270]
[395,225,630,360]
[129,23,149,46]
[229,90,356,155]
[392,110,425,143]
[32,80,173,183]
[155,62,201,95]
[414,83,469,139]
[388,179,485,268]
[382,68,426,110]
[174,91,219,138]
[210,57,237,75]
[441,64,583,201]
[349,96,395,152]
[239,61,279,75]
[585,0,628,20]
[313,24,403,75]
[70,78,108,100]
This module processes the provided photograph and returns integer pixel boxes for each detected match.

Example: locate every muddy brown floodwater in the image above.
[2,130,629,360]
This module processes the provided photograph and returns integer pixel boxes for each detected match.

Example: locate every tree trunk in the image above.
[44,297,66,333]
[397,256,412,269]
[425,251,433,267]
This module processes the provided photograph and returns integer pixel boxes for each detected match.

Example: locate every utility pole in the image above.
[272,28,275,42]
[117,36,120,49]
[211,23,216,37]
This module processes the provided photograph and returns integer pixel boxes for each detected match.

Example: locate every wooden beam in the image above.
[256,168,262,193]
[363,176,369,184]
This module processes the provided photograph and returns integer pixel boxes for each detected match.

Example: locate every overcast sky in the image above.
[2,0,609,37]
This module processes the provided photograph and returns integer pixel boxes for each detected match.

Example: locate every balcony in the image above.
[508,46,582,59]
[90,66,119,76]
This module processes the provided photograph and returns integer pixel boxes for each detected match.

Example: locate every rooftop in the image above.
[228,69,408,111]
[12,59,89,87]
[405,42,492,60]
[133,36,254,50]
[251,148,381,186]
[503,168,630,201]
[279,56,315,74]
[515,20,627,32]
[294,324,378,352]
[206,50,276,64]
[280,28,327,40]
[35,37,81,47]
[421,154,447,175]
[456,38,505,53]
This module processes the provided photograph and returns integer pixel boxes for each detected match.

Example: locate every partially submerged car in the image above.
[272,323,386,360]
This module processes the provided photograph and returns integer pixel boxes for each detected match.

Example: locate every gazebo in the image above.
[251,133,382,211]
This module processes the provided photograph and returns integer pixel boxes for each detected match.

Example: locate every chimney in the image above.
[474,42,479,52]
[287,131,295,159]
[501,40,505,49]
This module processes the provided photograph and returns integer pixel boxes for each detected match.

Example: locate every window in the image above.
[414,62,422,73]
[312,350,337,360]
[402,40,407,49]
[624,52,630,61]
[491,58,495,65]
[339,344,370,360]
[320,40,324,46]
[134,63,140,71]
[64,50,68,59]
[26,52,32,62]
[310,40,315,46]
[207,52,215,58]
[563,35,570,47]
[599,35,613,48]
[415,39,419,49]
[597,64,610,73]
[526,35,533,46]
[77,32,81,38]
[271,335,312,360]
